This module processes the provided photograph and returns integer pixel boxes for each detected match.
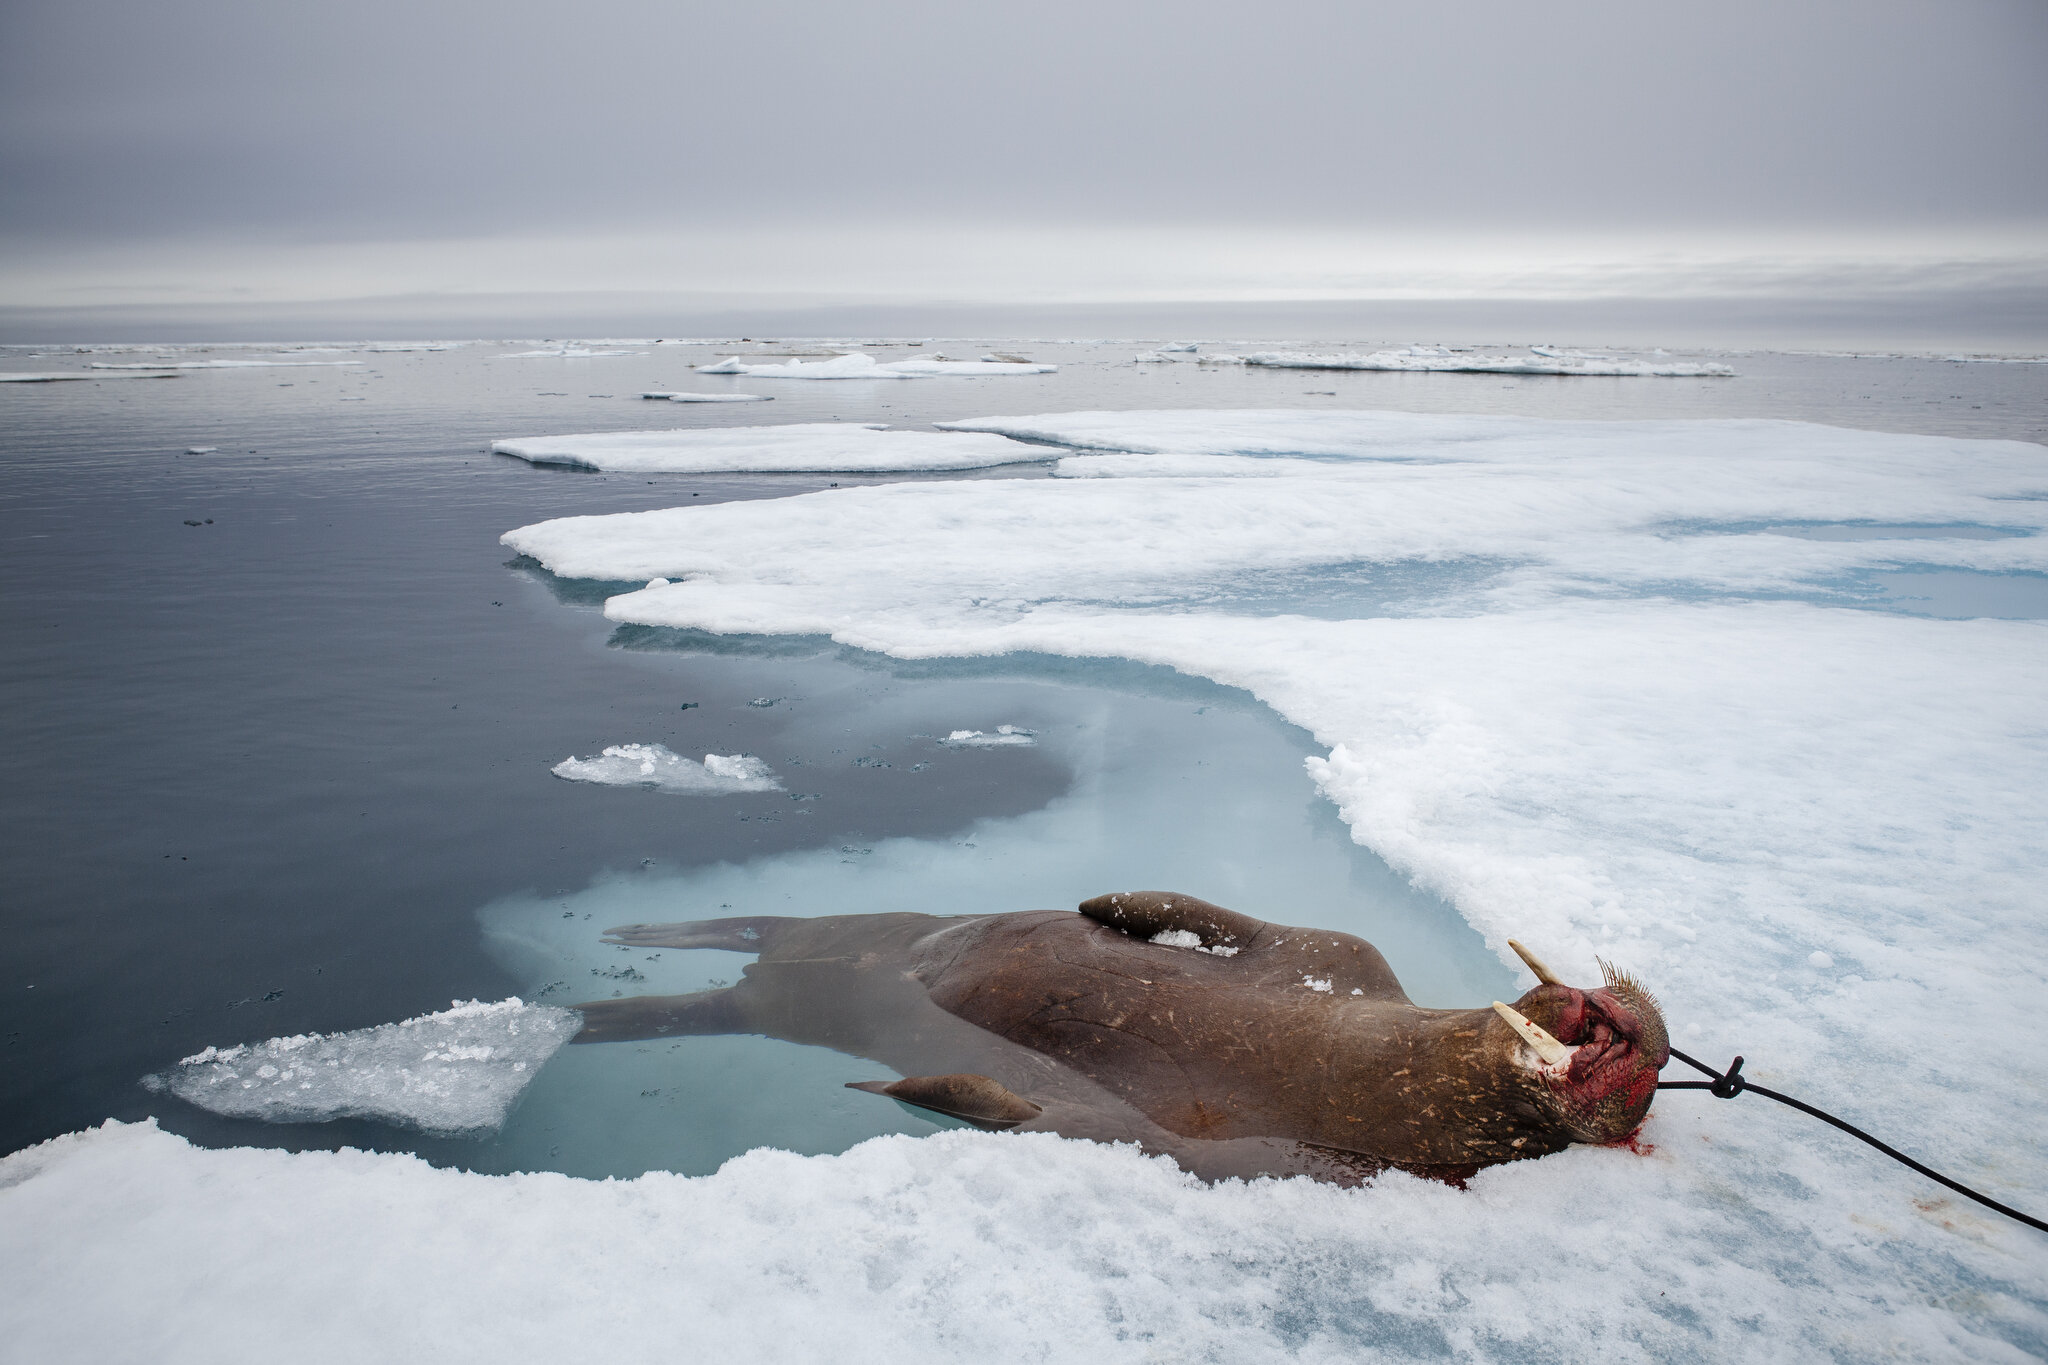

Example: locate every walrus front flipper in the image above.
[571,988,745,1043]
[1079,891,1266,951]
[846,1074,1044,1131]
[600,916,795,952]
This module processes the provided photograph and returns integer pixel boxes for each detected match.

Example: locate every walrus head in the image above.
[1491,943,1669,1147]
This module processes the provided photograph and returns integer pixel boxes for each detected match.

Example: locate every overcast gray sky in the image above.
[2,0,2043,311]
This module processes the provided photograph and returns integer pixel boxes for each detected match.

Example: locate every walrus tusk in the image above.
[1492,1001,1574,1068]
[1507,939,1563,987]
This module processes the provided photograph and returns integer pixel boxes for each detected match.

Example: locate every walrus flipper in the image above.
[600,916,795,952]
[846,1074,1044,1131]
[571,988,745,1043]
[1079,891,1266,951]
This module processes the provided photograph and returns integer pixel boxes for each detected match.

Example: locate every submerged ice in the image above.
[553,744,782,793]
[492,422,1046,473]
[141,999,578,1137]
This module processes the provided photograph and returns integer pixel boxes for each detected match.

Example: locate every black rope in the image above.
[1657,1047,2046,1234]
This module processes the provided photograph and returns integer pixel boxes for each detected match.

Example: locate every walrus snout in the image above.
[1500,965,1669,1145]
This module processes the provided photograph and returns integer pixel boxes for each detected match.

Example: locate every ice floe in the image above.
[1243,346,1734,377]
[140,999,577,1137]
[86,358,363,370]
[552,744,782,794]
[499,406,2048,1350]
[492,422,1047,474]
[0,371,181,383]
[505,347,640,358]
[639,391,772,403]
[696,352,1056,379]
[938,725,1037,748]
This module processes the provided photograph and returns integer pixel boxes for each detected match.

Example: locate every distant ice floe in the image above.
[506,347,640,358]
[938,725,1036,748]
[1241,346,1734,377]
[141,998,577,1137]
[640,391,773,403]
[86,359,364,370]
[696,351,1056,379]
[492,422,1046,473]
[0,371,182,383]
[552,744,782,794]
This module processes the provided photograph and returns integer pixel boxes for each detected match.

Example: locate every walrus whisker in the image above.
[1491,1001,1574,1067]
[1507,939,1563,987]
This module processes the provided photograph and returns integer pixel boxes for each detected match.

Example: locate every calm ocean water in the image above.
[4,338,2043,1171]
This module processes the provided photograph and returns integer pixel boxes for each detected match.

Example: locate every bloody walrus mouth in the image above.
[572,891,1671,1185]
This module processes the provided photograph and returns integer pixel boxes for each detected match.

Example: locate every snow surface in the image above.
[492,407,2048,1353]
[492,422,1046,474]
[1244,346,1734,377]
[697,351,1056,379]
[552,744,782,794]
[939,724,1037,747]
[140,999,577,1137]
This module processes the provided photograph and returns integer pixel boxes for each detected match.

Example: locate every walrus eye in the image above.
[1491,1001,1573,1067]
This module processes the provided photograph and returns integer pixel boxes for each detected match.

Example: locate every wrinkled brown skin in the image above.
[573,891,1668,1186]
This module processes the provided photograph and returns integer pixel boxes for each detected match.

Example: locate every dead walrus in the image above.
[573,891,1669,1184]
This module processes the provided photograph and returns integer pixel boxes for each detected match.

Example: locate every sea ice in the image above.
[139,998,577,1137]
[938,725,1037,747]
[1244,346,1735,377]
[491,422,1047,474]
[505,347,639,358]
[639,391,772,402]
[552,744,782,794]
[498,406,2048,1350]
[86,359,363,370]
[696,352,1056,379]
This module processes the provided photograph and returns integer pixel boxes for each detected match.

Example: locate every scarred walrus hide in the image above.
[573,891,1670,1184]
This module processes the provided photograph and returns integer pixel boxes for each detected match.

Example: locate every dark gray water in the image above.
[4,338,2043,1168]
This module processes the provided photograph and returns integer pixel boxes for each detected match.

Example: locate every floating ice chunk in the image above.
[1133,351,1179,364]
[184,447,217,454]
[1196,354,1245,365]
[1156,343,1198,353]
[491,422,1044,474]
[637,391,773,403]
[505,347,638,358]
[552,743,783,794]
[1243,348,1734,377]
[140,998,577,1137]
[938,725,1037,748]
[696,352,1055,380]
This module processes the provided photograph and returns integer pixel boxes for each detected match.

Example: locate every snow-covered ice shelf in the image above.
[492,406,2048,1355]
[552,744,782,794]
[491,421,1048,473]
[140,998,577,1137]
[1240,346,1734,376]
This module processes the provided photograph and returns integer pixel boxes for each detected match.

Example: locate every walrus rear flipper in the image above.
[599,916,795,952]
[1079,891,1266,951]
[846,1074,1044,1131]
[571,988,745,1043]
